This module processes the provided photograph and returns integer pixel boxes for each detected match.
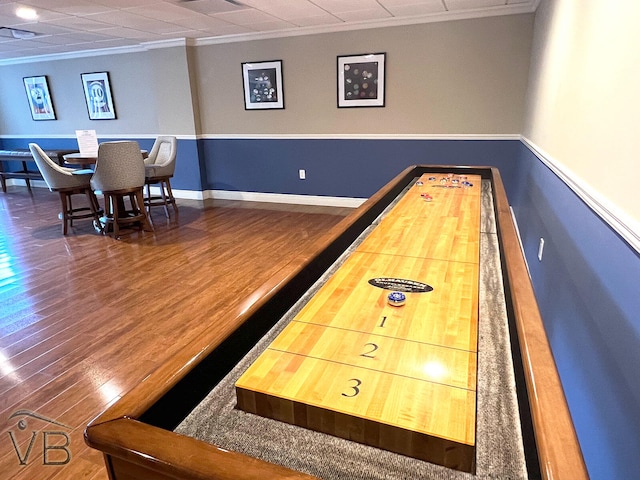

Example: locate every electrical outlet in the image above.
[538,238,545,261]
[299,169,306,180]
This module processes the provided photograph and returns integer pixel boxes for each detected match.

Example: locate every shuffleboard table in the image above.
[84,165,588,480]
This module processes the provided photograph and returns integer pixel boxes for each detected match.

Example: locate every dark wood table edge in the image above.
[84,165,588,480]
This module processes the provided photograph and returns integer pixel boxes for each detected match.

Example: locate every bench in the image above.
[0,149,77,192]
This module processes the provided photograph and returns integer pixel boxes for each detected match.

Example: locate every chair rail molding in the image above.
[520,136,640,254]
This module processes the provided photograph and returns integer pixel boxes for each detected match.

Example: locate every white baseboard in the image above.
[206,189,365,208]
[5,181,364,209]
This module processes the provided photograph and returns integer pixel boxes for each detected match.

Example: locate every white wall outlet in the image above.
[538,238,545,261]
[299,169,306,180]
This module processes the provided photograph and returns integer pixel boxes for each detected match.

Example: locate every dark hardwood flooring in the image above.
[0,185,352,480]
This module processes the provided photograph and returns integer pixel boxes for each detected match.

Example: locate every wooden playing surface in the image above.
[236,173,481,472]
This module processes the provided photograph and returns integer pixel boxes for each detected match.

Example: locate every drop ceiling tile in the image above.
[249,3,329,22]
[91,0,161,8]
[213,9,280,26]
[197,24,253,36]
[245,19,298,32]
[444,0,506,10]
[42,16,113,32]
[0,13,20,25]
[334,7,393,22]
[48,30,114,43]
[379,0,444,5]
[30,32,90,45]
[125,3,201,22]
[384,3,447,16]
[172,0,249,15]
[85,9,187,35]
[98,25,163,40]
[169,15,235,30]
[0,0,538,62]
[20,0,111,16]
[285,13,343,28]
[310,0,384,14]
[14,22,76,35]
[0,4,65,22]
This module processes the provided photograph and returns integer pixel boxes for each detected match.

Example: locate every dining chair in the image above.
[91,141,153,238]
[144,136,177,217]
[29,143,102,235]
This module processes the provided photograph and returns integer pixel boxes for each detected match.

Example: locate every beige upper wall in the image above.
[195,14,533,136]
[0,14,532,139]
[0,46,197,137]
[146,46,200,135]
[524,0,640,226]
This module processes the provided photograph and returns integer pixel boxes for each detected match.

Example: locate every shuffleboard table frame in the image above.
[84,165,588,480]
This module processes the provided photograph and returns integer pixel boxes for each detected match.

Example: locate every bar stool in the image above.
[144,136,177,217]
[29,143,102,235]
[91,141,153,238]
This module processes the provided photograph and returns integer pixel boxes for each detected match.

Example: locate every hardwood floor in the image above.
[0,185,352,480]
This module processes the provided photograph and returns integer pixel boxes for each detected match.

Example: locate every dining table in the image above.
[63,150,148,169]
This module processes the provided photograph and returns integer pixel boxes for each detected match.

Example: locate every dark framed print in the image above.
[242,60,284,110]
[23,75,56,120]
[81,71,116,120]
[337,53,386,108]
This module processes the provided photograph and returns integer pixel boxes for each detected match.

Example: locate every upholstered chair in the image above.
[143,136,177,217]
[91,141,153,238]
[29,143,102,235]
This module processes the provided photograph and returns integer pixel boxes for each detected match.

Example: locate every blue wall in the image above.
[201,138,522,198]
[4,134,637,477]
[0,137,203,191]
[511,143,640,480]
[4,136,521,198]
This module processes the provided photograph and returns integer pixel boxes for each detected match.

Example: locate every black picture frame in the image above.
[242,60,284,110]
[81,71,117,120]
[23,75,56,120]
[337,53,386,108]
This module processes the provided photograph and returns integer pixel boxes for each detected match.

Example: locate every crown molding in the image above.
[195,3,535,47]
[0,2,535,66]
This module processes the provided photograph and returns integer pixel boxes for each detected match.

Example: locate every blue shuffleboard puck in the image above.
[387,291,406,307]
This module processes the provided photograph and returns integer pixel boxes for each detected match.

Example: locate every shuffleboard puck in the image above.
[387,291,406,307]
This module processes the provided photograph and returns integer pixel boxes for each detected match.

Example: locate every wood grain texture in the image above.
[0,186,349,480]
[268,322,477,389]
[235,172,480,472]
[81,166,587,480]
[291,252,480,351]
[490,169,589,479]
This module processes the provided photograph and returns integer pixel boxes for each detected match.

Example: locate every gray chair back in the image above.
[144,136,177,177]
[29,143,91,191]
[91,141,145,193]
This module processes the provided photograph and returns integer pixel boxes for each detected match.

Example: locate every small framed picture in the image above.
[23,76,56,120]
[242,60,284,110]
[81,72,116,120]
[337,53,386,108]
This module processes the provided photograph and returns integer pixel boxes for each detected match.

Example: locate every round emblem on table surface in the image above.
[368,277,433,293]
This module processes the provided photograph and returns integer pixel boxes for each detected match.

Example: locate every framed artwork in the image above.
[23,76,56,120]
[242,60,284,110]
[81,72,116,120]
[337,53,386,108]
